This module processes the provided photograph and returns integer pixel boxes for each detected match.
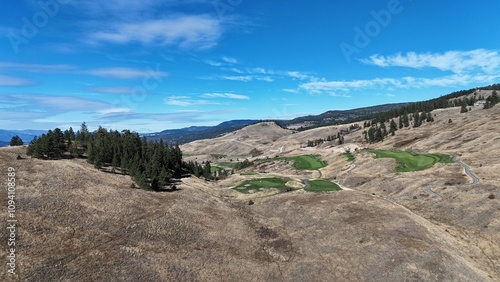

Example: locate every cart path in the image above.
[451,154,480,186]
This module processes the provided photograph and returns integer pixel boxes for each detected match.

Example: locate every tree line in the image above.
[27,123,211,191]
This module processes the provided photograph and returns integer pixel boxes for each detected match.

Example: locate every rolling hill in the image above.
[1,87,499,281]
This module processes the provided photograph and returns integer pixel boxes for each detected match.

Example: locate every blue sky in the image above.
[1,0,500,132]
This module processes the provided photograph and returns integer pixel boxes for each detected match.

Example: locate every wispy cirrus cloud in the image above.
[0,93,132,115]
[86,67,168,79]
[0,75,36,87]
[361,49,500,74]
[84,86,139,95]
[0,61,168,81]
[221,57,238,64]
[202,93,249,99]
[222,75,274,82]
[301,49,500,94]
[88,15,223,50]
[164,95,220,107]
[300,74,500,94]
[0,62,77,73]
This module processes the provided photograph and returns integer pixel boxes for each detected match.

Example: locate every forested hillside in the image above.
[26,123,210,190]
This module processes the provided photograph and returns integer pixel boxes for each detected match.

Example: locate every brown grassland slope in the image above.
[0,105,499,281]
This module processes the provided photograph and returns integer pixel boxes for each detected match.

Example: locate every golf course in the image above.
[233,177,290,194]
[262,155,327,170]
[369,150,452,172]
[305,179,342,192]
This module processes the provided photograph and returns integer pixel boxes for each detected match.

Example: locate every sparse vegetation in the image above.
[369,150,452,172]
[210,154,227,159]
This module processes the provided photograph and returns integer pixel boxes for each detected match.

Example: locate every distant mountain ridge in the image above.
[282,103,409,129]
[0,129,46,146]
[144,120,259,144]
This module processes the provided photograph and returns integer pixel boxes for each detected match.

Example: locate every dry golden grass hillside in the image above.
[0,104,499,281]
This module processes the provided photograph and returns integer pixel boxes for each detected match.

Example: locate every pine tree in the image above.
[10,135,24,146]
[389,119,398,136]
[203,161,212,179]
[426,112,434,122]
[380,122,387,137]
[460,103,468,113]
[403,113,410,127]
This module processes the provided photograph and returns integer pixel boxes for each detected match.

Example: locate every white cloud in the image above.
[0,62,77,73]
[88,15,222,49]
[300,73,500,94]
[164,96,219,107]
[222,75,253,82]
[287,71,315,80]
[202,93,249,100]
[282,88,299,94]
[221,75,274,82]
[97,107,133,115]
[85,86,138,94]
[0,75,36,87]
[221,57,238,64]
[86,67,168,79]
[362,49,500,74]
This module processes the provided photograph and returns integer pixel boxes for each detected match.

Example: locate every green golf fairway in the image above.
[233,178,289,194]
[369,150,452,172]
[261,155,327,170]
[306,180,342,192]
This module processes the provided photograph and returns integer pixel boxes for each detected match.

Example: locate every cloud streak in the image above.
[164,96,220,107]
[362,49,500,74]
[0,75,36,87]
[88,15,223,49]
[202,93,249,99]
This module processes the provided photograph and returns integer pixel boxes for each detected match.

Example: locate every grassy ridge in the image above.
[369,150,452,172]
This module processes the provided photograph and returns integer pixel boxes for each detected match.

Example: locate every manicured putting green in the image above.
[369,150,452,172]
[306,180,342,192]
[233,178,289,194]
[262,155,327,170]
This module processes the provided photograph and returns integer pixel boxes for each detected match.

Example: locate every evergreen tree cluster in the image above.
[9,135,24,146]
[27,128,72,159]
[305,124,359,147]
[484,90,499,109]
[306,135,338,147]
[27,123,209,190]
[233,159,253,170]
[363,111,434,144]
